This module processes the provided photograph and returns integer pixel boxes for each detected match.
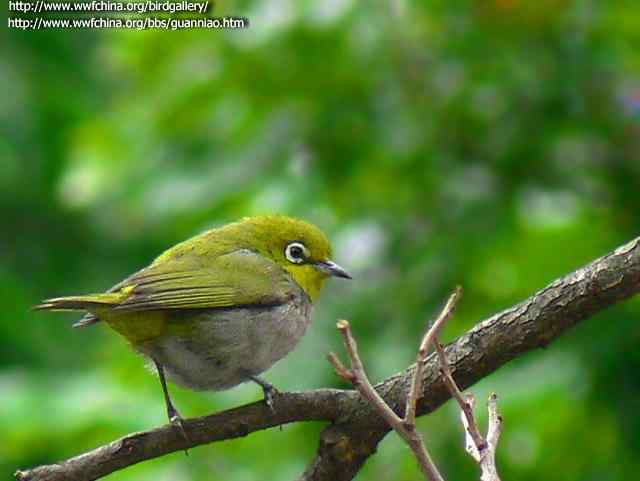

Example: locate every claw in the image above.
[167,403,191,455]
[249,375,279,413]
[169,410,191,455]
[263,384,278,412]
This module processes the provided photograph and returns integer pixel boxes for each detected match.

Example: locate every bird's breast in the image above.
[135,293,313,391]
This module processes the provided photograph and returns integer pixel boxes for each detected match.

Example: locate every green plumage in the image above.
[36,215,333,315]
[35,215,345,343]
[35,215,350,411]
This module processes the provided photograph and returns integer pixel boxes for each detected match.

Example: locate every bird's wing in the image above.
[111,249,295,312]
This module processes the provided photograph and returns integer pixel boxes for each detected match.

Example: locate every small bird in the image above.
[36,215,351,429]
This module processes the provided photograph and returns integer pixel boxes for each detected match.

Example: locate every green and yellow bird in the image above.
[36,215,351,426]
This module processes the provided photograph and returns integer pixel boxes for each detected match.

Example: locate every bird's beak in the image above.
[314,260,353,279]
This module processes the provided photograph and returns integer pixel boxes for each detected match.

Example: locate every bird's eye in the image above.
[285,242,308,264]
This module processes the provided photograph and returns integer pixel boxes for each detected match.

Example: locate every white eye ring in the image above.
[285,242,308,264]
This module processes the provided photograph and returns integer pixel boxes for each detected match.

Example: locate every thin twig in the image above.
[459,394,502,481]
[459,394,481,461]
[435,342,486,450]
[326,352,354,382]
[434,327,502,481]
[333,320,404,431]
[479,393,502,481]
[486,393,502,447]
[332,320,445,481]
[406,286,463,425]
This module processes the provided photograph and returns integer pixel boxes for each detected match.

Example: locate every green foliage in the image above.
[3,1,640,479]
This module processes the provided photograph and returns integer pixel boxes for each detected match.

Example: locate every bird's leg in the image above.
[249,375,279,411]
[154,359,191,447]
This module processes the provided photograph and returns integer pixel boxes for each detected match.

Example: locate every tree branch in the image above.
[299,236,640,480]
[16,236,640,481]
[15,390,351,481]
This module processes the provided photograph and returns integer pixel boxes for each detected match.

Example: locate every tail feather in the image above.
[73,313,101,328]
[34,293,123,312]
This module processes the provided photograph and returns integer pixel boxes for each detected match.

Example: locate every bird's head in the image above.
[239,215,351,302]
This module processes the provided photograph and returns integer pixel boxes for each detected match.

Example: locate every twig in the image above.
[434,329,502,480]
[406,287,462,425]
[328,287,464,481]
[330,286,503,481]
[434,342,485,451]
[332,321,400,427]
[329,320,445,481]
[481,393,502,481]
[460,394,481,460]
[458,394,502,481]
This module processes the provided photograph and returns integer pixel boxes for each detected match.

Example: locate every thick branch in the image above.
[300,236,640,480]
[15,390,351,481]
[17,237,640,481]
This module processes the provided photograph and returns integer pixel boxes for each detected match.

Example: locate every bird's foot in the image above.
[167,405,191,455]
[154,359,190,455]
[262,383,279,412]
[250,375,279,413]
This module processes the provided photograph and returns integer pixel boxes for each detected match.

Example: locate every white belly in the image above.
[138,295,312,391]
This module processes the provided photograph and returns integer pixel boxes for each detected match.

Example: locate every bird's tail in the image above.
[33,293,122,312]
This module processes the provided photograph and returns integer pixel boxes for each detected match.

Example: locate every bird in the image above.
[35,215,351,431]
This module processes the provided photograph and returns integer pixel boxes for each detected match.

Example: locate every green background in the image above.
[3,1,640,480]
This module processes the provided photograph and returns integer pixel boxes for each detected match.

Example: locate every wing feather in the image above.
[111,249,294,312]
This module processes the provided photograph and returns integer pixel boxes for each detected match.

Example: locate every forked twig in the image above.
[329,286,502,481]
[454,393,502,481]
[328,321,444,481]
[434,322,503,481]
[406,287,462,425]
[328,288,463,481]
[434,341,485,450]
